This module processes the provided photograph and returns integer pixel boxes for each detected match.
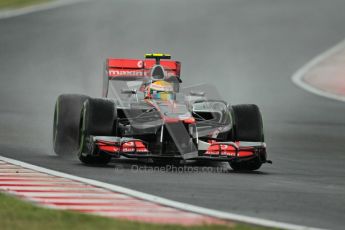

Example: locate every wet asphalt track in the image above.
[1,0,345,229]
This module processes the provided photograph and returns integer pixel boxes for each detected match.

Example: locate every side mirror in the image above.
[121,89,137,95]
[190,91,205,97]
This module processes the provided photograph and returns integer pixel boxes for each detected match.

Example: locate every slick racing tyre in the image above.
[232,104,264,142]
[53,94,89,157]
[230,104,264,171]
[78,98,116,165]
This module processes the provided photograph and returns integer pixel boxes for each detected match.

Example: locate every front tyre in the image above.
[229,104,264,171]
[229,158,262,171]
[78,98,116,165]
[53,94,89,156]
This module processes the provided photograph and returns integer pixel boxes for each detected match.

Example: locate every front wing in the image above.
[90,136,268,163]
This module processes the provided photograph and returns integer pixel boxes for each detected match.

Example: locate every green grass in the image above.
[0,193,273,230]
[0,0,51,9]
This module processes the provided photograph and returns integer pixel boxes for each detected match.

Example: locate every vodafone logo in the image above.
[220,145,228,150]
[137,61,144,68]
[123,142,135,147]
[108,70,144,77]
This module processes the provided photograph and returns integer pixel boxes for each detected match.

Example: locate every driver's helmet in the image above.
[145,80,174,101]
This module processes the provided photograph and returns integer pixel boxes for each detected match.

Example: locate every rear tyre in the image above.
[78,98,116,165]
[229,104,264,171]
[53,94,89,156]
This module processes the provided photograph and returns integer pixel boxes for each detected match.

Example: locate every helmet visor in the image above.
[151,90,175,101]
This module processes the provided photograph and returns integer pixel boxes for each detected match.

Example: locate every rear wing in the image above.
[106,58,181,80]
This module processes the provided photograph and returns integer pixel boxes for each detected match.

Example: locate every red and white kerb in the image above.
[0,160,225,226]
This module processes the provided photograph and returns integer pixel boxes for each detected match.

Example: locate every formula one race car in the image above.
[53,54,271,171]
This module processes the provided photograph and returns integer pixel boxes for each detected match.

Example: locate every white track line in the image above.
[11,192,128,198]
[47,205,169,211]
[0,156,325,230]
[0,181,86,185]
[292,38,345,102]
[0,177,70,180]
[0,174,55,178]
[0,0,88,20]
[95,211,201,217]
